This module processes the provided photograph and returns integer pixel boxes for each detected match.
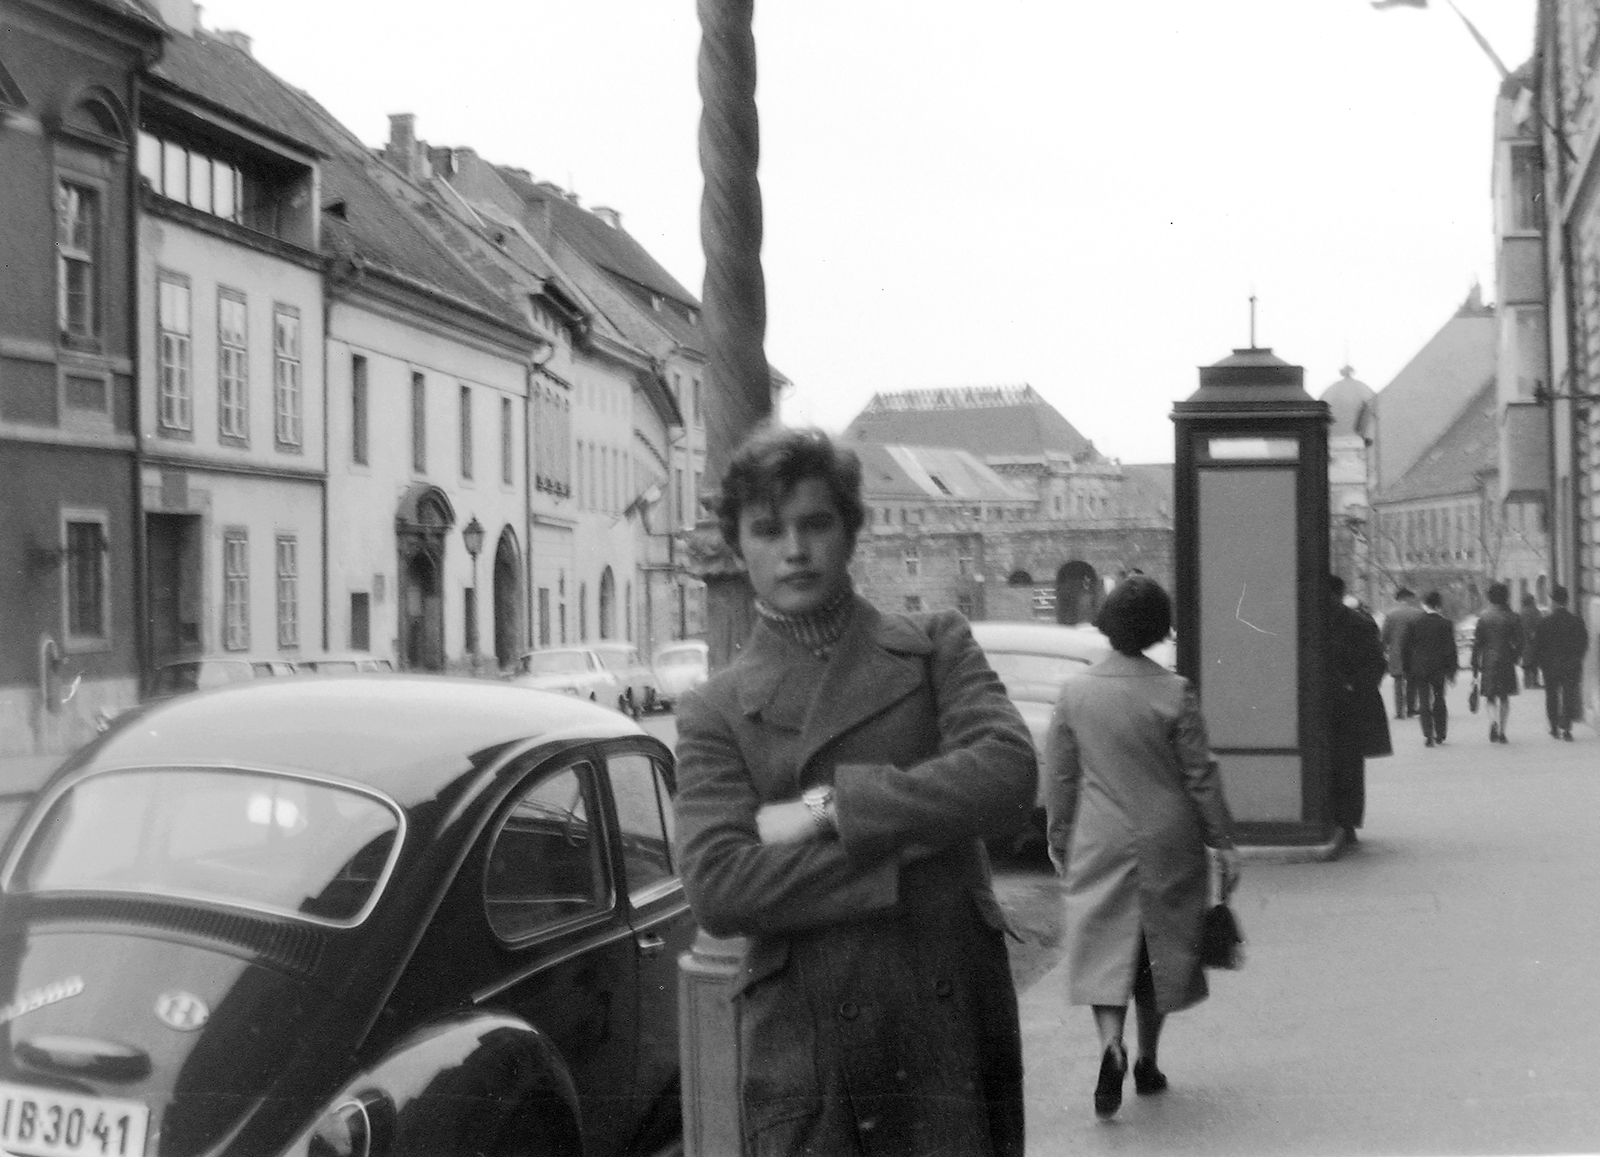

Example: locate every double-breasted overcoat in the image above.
[1042,652,1235,1014]
[674,600,1037,1157]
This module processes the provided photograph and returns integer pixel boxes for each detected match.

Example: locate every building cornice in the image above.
[141,448,326,482]
[333,263,538,363]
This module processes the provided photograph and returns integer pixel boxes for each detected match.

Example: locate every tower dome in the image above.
[1320,365,1375,436]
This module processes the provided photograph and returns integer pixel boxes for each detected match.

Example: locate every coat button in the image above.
[934,979,954,998]
[838,1001,859,1020]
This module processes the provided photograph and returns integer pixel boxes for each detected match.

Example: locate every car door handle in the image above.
[636,933,667,957]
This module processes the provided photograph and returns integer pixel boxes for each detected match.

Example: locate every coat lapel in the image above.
[794,599,932,772]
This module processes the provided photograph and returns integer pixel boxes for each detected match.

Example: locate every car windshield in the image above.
[984,651,1090,702]
[10,768,402,926]
[656,648,704,667]
[152,661,252,695]
[595,649,637,669]
[522,652,589,675]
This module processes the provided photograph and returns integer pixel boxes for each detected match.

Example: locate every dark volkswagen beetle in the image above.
[0,677,696,1156]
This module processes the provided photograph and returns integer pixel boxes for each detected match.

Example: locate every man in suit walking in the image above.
[1533,585,1589,741]
[1402,591,1458,747]
[1382,588,1424,719]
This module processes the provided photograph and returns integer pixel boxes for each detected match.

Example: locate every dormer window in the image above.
[650,294,664,311]
[140,132,242,223]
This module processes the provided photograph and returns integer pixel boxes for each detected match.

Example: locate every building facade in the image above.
[843,388,1174,624]
[136,16,326,676]
[0,0,163,756]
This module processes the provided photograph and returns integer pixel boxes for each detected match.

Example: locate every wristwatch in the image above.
[801,784,837,837]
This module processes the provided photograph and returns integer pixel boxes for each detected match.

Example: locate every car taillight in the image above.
[308,1099,371,1157]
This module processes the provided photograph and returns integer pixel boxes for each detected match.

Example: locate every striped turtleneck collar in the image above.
[755,586,856,661]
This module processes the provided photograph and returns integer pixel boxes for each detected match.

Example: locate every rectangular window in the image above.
[351,355,369,465]
[464,585,478,654]
[1510,145,1544,232]
[459,385,473,479]
[158,275,192,432]
[64,518,108,641]
[958,553,973,576]
[501,396,513,485]
[273,307,303,448]
[673,467,684,526]
[275,535,299,648]
[412,372,426,473]
[57,183,98,339]
[904,548,920,577]
[538,587,551,647]
[349,592,371,651]
[692,379,702,425]
[139,131,243,224]
[956,593,975,618]
[223,530,250,651]
[905,595,924,613]
[218,290,248,441]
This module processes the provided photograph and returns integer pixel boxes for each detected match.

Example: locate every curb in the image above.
[1238,831,1347,863]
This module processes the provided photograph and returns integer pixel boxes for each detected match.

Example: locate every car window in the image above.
[522,652,589,676]
[607,753,676,903]
[984,651,1091,702]
[484,763,612,942]
[9,768,401,926]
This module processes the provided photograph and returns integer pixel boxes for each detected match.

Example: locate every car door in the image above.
[476,755,641,1155]
[601,746,697,1128]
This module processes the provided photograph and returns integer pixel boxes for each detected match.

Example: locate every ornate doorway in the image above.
[396,484,454,671]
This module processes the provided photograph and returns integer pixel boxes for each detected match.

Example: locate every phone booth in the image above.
[1171,347,1333,845]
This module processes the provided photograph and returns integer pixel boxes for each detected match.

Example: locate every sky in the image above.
[194,0,1536,465]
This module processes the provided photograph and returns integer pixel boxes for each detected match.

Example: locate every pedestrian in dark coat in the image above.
[1519,594,1545,689]
[1533,584,1588,740]
[1473,582,1525,743]
[1044,576,1239,1119]
[674,427,1037,1157]
[1381,589,1424,719]
[1401,591,1458,746]
[1328,575,1391,843]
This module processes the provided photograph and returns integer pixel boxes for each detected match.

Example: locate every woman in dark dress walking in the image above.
[1473,582,1525,744]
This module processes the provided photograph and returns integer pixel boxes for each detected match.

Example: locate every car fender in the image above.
[282,1010,581,1157]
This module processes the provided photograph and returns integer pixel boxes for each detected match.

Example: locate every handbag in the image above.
[1197,853,1244,970]
[1468,677,1480,714]
[1198,902,1245,970]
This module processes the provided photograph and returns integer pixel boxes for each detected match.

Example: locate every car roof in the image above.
[969,620,1111,661]
[656,640,707,653]
[78,677,646,810]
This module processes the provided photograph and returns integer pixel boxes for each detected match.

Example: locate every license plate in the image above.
[0,1083,148,1157]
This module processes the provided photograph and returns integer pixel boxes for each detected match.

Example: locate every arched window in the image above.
[599,567,615,640]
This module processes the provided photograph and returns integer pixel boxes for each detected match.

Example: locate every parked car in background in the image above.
[145,655,300,702]
[970,620,1175,848]
[0,677,694,1157]
[297,653,397,674]
[509,646,622,705]
[591,643,659,717]
[651,640,709,711]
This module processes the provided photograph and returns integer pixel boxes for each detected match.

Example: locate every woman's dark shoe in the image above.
[1489,723,1500,742]
[1094,1042,1127,1118]
[1133,1057,1168,1095]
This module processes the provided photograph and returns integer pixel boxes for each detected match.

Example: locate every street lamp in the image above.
[462,516,484,656]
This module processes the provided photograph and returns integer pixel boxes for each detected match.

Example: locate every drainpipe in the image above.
[129,62,151,696]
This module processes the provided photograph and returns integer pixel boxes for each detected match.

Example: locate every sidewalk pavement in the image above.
[1020,677,1600,1157]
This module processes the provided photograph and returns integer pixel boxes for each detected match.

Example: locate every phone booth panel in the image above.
[1173,348,1332,845]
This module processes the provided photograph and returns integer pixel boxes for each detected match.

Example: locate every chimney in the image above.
[593,206,622,230]
[387,113,417,179]
[153,0,197,35]
[214,29,252,55]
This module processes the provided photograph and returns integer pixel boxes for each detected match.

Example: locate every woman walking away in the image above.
[1043,576,1240,1119]
[674,426,1037,1157]
[1473,582,1525,744]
